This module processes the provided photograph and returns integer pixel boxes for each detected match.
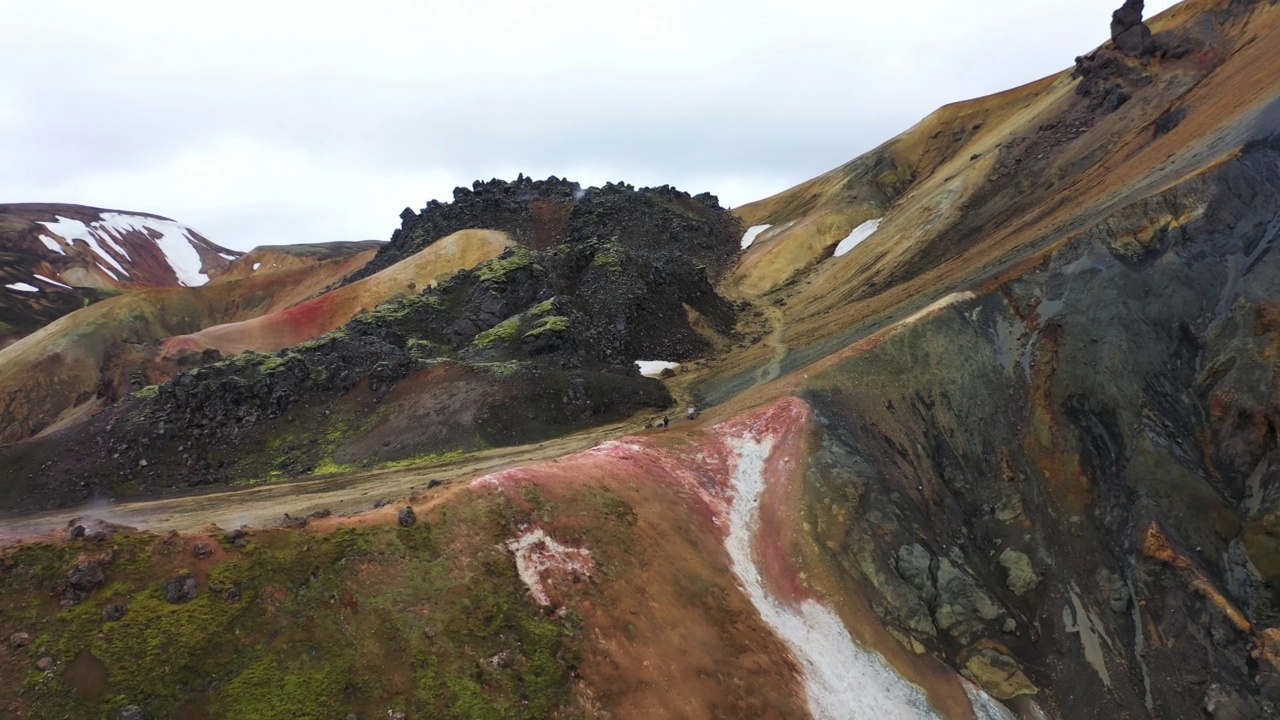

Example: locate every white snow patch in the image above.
[833,218,882,257]
[5,282,39,292]
[724,434,941,719]
[252,262,262,271]
[217,252,236,260]
[37,234,66,255]
[33,274,71,289]
[38,217,129,277]
[95,263,118,281]
[97,212,209,286]
[740,224,771,249]
[505,528,594,606]
[635,360,679,377]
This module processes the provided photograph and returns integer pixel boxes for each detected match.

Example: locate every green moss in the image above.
[407,338,448,360]
[0,495,579,720]
[474,360,523,378]
[476,247,539,283]
[522,315,569,339]
[530,298,556,317]
[592,246,623,271]
[380,449,465,469]
[133,384,160,399]
[357,293,444,326]
[312,458,356,475]
[474,317,521,348]
[212,655,347,719]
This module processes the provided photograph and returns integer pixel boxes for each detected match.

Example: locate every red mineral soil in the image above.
[160,229,513,357]
[463,398,991,719]
[0,248,380,444]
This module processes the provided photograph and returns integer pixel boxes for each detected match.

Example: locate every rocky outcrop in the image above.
[0,179,733,508]
[1111,0,1155,58]
[799,135,1280,718]
[344,176,738,285]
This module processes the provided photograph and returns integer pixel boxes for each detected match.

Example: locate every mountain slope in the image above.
[5,2,1280,719]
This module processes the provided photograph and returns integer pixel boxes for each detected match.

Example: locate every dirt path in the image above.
[0,419,641,541]
[754,303,788,385]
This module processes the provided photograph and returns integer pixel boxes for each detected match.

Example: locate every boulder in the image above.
[998,549,1041,596]
[113,707,146,720]
[191,541,214,559]
[398,506,417,528]
[164,572,199,603]
[961,646,1038,700]
[103,603,127,621]
[1111,0,1155,58]
[67,560,104,593]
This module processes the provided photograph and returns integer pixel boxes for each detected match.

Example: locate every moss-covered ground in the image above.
[0,491,591,720]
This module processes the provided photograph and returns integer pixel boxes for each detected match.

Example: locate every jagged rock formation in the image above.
[0,179,739,505]
[1112,0,1156,58]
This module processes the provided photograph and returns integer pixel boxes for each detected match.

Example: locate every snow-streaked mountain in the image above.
[0,203,244,348]
[1,203,241,290]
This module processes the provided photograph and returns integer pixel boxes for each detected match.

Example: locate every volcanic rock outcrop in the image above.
[1112,0,1156,58]
[0,179,739,504]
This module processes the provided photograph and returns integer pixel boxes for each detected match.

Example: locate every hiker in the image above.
[687,406,698,420]
[662,415,669,429]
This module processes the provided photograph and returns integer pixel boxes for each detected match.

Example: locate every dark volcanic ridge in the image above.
[1,178,742,509]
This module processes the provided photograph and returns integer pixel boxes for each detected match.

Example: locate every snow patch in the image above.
[504,527,594,606]
[635,360,679,377]
[38,217,130,277]
[252,262,262,271]
[833,218,882,257]
[724,434,940,720]
[740,224,771,249]
[37,234,66,255]
[95,263,118,281]
[33,274,71,289]
[97,212,209,286]
[964,680,1018,720]
[5,282,39,292]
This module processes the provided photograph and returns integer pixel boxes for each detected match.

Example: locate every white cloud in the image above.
[1,0,1180,250]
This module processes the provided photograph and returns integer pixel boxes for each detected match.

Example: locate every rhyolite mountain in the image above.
[4,1,1280,719]
[0,204,244,349]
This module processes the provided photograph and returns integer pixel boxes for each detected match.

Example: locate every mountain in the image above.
[4,1,1280,719]
[0,204,242,349]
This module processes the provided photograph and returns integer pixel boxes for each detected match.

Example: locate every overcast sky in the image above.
[2,0,1179,251]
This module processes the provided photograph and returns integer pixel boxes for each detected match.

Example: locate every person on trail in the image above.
[662,415,669,429]
[687,407,698,421]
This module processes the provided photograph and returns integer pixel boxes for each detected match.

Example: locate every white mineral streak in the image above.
[723,433,941,720]
[504,527,594,606]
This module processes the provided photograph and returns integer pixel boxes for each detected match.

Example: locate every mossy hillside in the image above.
[0,492,588,719]
[475,246,541,284]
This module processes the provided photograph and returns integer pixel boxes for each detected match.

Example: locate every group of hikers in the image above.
[657,406,699,430]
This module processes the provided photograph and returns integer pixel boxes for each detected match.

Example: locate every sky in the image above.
[2,0,1180,251]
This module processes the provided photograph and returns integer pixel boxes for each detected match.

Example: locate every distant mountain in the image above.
[0,203,243,347]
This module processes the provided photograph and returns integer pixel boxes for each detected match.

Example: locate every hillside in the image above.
[4,1,1280,719]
